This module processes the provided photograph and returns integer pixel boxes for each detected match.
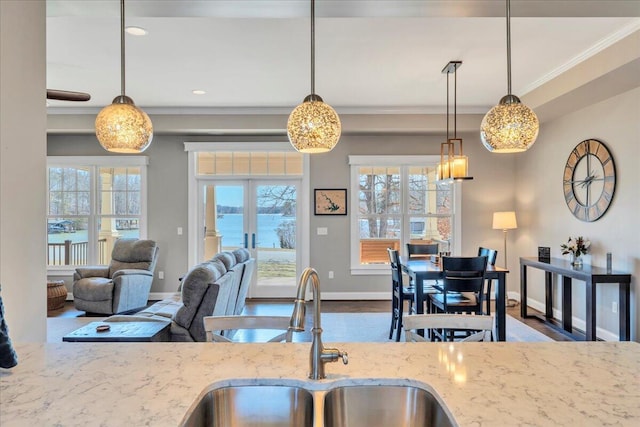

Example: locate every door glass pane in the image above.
[210,185,245,257]
[255,184,297,287]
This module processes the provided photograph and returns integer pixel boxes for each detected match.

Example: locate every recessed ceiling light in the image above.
[125,26,147,36]
[192,90,206,95]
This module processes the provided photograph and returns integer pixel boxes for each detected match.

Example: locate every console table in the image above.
[520,257,631,341]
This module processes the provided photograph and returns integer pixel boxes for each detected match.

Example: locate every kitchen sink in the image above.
[180,381,455,427]
[180,385,314,427]
[323,385,455,427]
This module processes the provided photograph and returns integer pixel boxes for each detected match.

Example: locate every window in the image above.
[47,156,147,271]
[349,155,459,274]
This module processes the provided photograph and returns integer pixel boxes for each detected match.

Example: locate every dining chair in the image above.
[406,243,440,292]
[406,243,439,259]
[428,256,488,340]
[478,247,498,315]
[387,248,415,342]
[203,315,296,342]
[403,313,494,342]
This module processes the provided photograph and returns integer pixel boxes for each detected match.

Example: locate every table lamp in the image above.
[493,211,517,267]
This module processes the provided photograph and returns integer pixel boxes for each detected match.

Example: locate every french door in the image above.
[198,179,301,298]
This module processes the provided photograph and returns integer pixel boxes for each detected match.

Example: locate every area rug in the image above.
[47,313,551,343]
[318,313,552,343]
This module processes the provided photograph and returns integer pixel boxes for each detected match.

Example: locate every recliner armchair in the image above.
[73,238,159,315]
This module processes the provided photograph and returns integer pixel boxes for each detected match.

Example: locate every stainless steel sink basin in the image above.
[323,385,455,427]
[180,385,314,427]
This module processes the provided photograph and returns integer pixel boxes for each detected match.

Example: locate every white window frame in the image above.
[348,155,462,275]
[46,156,148,276]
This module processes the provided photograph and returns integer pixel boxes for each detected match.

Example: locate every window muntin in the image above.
[350,156,455,272]
[47,158,146,269]
[196,151,303,176]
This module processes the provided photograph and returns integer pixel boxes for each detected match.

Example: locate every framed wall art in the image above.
[314,189,347,215]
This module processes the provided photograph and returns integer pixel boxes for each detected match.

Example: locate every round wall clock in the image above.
[563,138,616,222]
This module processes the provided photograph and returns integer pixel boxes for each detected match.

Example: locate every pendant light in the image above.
[287,0,341,153]
[437,61,473,182]
[95,0,153,153]
[480,0,538,153]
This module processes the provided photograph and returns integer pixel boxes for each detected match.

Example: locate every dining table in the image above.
[401,257,510,341]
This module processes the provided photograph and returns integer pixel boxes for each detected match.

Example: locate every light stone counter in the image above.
[1,341,639,426]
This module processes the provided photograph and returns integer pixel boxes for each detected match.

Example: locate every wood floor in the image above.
[50,299,572,342]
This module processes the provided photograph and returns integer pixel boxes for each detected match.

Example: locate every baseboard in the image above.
[510,292,619,342]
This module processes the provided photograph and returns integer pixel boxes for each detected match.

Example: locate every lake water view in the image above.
[217,213,295,249]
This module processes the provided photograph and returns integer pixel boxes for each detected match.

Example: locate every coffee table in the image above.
[62,321,170,342]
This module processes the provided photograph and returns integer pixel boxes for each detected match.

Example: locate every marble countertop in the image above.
[1,341,639,426]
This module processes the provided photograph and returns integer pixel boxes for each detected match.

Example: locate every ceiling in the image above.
[46,1,640,123]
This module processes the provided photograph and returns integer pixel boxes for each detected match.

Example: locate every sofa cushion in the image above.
[73,278,113,301]
[233,248,250,263]
[174,260,225,330]
[212,252,236,271]
[109,239,157,277]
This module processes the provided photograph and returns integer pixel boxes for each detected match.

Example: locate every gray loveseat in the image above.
[106,248,254,342]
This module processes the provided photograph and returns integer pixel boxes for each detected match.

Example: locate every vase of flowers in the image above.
[560,236,590,266]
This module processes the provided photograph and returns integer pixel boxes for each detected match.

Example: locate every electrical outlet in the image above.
[612,302,618,313]
[328,271,334,279]
[158,271,164,280]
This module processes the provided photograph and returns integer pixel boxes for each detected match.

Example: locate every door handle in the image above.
[244,233,248,249]
[252,233,256,249]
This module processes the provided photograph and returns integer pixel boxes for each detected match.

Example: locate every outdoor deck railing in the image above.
[47,239,107,265]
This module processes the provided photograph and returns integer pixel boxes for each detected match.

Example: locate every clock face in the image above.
[563,139,616,222]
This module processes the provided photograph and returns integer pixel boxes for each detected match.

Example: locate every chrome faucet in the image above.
[289,267,348,380]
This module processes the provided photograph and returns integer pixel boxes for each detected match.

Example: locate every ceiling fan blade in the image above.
[46,89,91,102]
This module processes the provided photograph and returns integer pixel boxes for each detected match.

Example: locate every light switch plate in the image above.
[317,227,328,235]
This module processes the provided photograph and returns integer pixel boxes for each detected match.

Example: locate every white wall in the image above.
[515,87,640,341]
[0,0,47,342]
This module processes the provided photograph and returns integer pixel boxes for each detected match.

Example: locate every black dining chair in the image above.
[406,243,440,292]
[387,248,415,342]
[406,243,439,259]
[428,256,488,340]
[478,247,498,315]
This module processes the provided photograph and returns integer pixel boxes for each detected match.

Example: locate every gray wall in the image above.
[515,87,640,341]
[48,131,517,298]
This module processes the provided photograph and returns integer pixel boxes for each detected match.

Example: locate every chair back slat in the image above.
[403,314,494,342]
[203,315,294,343]
[406,243,439,258]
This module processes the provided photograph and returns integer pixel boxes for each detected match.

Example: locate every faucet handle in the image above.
[340,351,349,365]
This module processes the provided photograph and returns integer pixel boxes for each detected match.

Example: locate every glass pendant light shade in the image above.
[96,95,153,153]
[288,0,341,153]
[96,0,152,153]
[481,0,539,153]
[288,94,341,153]
[480,94,539,153]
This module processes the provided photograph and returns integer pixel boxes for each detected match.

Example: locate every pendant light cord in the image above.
[120,0,126,97]
[310,0,315,95]
[453,66,457,139]
[506,0,512,95]
[446,71,450,140]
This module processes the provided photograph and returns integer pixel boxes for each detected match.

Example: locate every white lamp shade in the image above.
[493,211,517,230]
